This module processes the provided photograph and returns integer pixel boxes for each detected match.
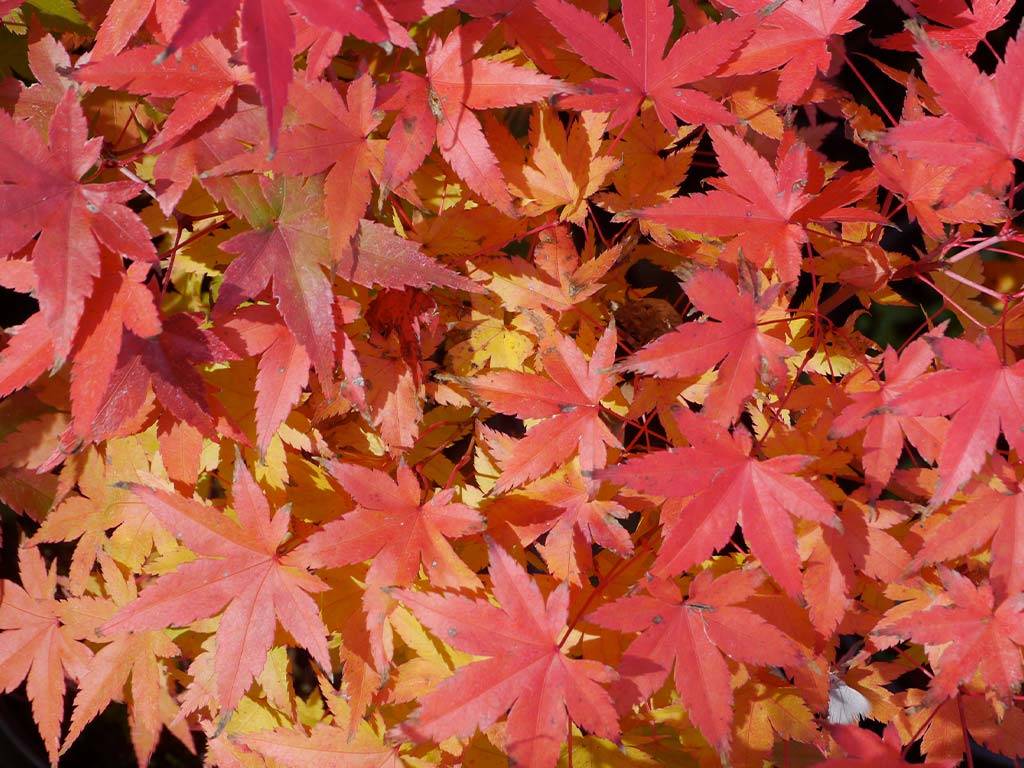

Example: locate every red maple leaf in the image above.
[209,76,380,254]
[633,128,882,282]
[485,466,634,584]
[222,304,313,454]
[0,89,156,360]
[340,220,482,293]
[0,313,54,400]
[215,175,339,397]
[467,322,620,492]
[295,461,485,590]
[101,459,331,712]
[91,0,164,59]
[589,568,801,756]
[891,333,1024,505]
[458,0,568,72]
[156,0,439,150]
[394,539,619,768]
[830,337,947,493]
[291,459,484,672]
[910,482,1024,599]
[821,724,956,767]
[619,269,796,425]
[68,254,162,442]
[880,0,1013,54]
[377,21,567,213]
[84,311,237,440]
[876,568,1024,703]
[720,0,868,102]
[536,0,758,129]
[869,145,1006,239]
[76,39,248,152]
[803,496,913,636]
[597,408,839,596]
[1,252,165,457]
[884,28,1024,192]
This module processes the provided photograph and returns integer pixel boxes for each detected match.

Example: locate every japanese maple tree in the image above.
[3,0,1024,766]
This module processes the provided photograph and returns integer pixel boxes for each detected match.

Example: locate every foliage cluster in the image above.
[2,0,1024,766]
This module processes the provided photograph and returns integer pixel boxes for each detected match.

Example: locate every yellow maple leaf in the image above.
[497,106,619,224]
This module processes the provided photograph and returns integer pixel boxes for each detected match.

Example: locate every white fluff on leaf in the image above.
[828,681,872,724]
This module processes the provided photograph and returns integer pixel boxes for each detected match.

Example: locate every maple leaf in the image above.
[869,146,1006,239]
[618,269,796,424]
[890,333,1024,505]
[467,322,621,492]
[495,104,620,224]
[720,0,868,102]
[590,568,801,756]
[7,36,75,134]
[0,88,156,361]
[803,495,912,637]
[898,689,1024,764]
[210,76,380,255]
[880,0,1013,54]
[877,568,1024,703]
[910,485,1024,599]
[84,311,236,440]
[884,28,1024,191]
[0,312,54,400]
[636,128,881,282]
[91,0,162,59]
[597,408,839,596]
[458,0,567,72]
[537,0,758,129]
[100,459,332,712]
[0,547,94,765]
[222,304,312,454]
[820,724,956,767]
[486,466,633,584]
[156,0,429,150]
[295,461,484,590]
[61,555,192,766]
[340,220,481,293]
[216,175,338,396]
[75,39,247,152]
[829,337,947,492]
[378,22,568,214]
[394,539,619,768]
[68,254,162,444]
[29,443,170,595]
[477,224,626,316]
[235,723,402,768]
[592,109,697,229]
[359,349,424,450]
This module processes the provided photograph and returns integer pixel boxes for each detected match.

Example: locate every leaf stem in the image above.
[843,54,897,126]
